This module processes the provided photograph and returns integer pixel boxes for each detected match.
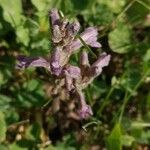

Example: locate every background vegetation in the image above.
[0,0,150,149]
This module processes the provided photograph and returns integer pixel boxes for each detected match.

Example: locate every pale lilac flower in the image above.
[49,9,60,26]
[78,105,93,119]
[66,27,101,53]
[64,65,81,79]
[80,51,90,67]
[16,56,50,70]
[89,52,111,77]
[50,47,62,76]
[63,65,81,91]
[77,90,93,119]
[16,8,111,120]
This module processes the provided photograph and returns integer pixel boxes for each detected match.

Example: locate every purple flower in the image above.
[50,47,62,76]
[16,56,50,70]
[80,51,90,67]
[77,90,93,119]
[66,27,101,53]
[16,8,111,120]
[63,65,81,91]
[49,9,60,26]
[78,104,93,119]
[89,52,111,77]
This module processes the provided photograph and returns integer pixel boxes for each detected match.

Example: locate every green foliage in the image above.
[109,22,132,54]
[0,111,7,142]
[106,123,122,150]
[0,0,150,149]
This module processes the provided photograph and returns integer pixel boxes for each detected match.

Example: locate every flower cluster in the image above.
[16,9,111,119]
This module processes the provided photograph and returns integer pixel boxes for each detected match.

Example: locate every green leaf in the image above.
[0,0,23,27]
[0,144,8,150]
[0,94,11,110]
[26,79,39,92]
[100,0,125,13]
[0,111,7,142]
[16,26,30,46]
[106,123,122,150]
[84,4,115,26]
[25,123,41,141]
[31,0,51,12]
[109,23,131,54]
[126,0,149,25]
[9,142,28,150]
[121,135,135,147]
[143,48,150,62]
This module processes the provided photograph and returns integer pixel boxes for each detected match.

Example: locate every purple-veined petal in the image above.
[89,52,111,76]
[66,27,101,52]
[16,56,50,70]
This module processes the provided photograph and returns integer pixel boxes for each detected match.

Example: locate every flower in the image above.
[16,55,50,70]
[16,8,111,120]
[77,90,93,119]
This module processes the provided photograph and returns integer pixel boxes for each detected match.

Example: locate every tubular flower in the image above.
[16,8,111,119]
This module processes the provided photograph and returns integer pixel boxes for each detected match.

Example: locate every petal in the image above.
[78,104,93,119]
[16,56,50,70]
[65,75,74,91]
[66,21,80,36]
[80,51,89,67]
[50,47,62,76]
[49,8,60,26]
[77,90,93,119]
[64,65,81,79]
[66,27,101,52]
[63,21,80,46]
[89,52,111,76]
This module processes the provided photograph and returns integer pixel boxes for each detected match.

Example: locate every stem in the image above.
[115,0,135,21]
[119,69,150,122]
[99,0,135,39]
[97,86,115,115]
[82,121,99,132]
[135,0,150,10]
[77,35,97,59]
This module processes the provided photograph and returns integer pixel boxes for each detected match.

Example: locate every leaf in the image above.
[16,26,30,46]
[0,111,7,142]
[109,23,131,54]
[126,0,149,25]
[0,94,11,110]
[143,48,150,62]
[31,0,51,12]
[0,0,23,27]
[100,0,126,13]
[106,123,122,150]
[26,79,39,92]
[9,142,28,150]
[0,144,8,150]
[25,123,41,141]
[121,135,135,147]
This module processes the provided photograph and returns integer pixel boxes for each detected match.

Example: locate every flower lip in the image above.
[49,8,60,26]
[66,27,101,52]
[16,55,50,70]
[78,104,93,119]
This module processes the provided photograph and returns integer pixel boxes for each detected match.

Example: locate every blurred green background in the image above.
[0,0,150,149]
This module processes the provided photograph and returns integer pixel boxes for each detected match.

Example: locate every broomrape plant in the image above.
[16,9,111,119]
